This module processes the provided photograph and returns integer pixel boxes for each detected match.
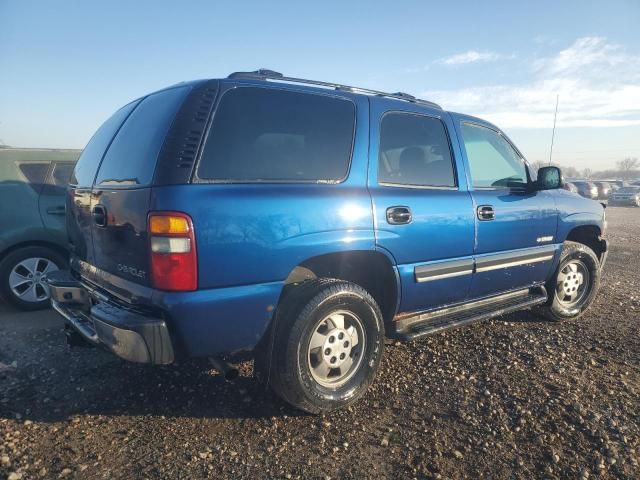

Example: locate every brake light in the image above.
[148,212,197,291]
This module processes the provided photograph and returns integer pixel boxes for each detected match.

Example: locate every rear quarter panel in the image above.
[150,184,375,289]
[146,90,372,355]
[150,89,373,289]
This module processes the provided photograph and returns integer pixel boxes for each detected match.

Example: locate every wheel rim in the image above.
[555,259,590,307]
[307,310,366,388]
[8,257,59,303]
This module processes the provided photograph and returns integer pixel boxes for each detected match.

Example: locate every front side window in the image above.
[378,113,456,187]
[197,87,355,182]
[460,123,528,189]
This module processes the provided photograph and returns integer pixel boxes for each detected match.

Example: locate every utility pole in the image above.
[548,94,559,165]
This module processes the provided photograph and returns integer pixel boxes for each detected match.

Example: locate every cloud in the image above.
[440,50,503,66]
[421,37,640,129]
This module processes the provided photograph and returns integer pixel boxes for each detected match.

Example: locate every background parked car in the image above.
[563,181,578,193]
[592,181,612,199]
[571,180,599,199]
[609,180,630,190]
[0,148,79,310]
[608,186,640,207]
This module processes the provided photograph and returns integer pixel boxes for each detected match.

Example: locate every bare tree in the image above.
[617,157,639,180]
[530,160,547,172]
[582,168,592,179]
[562,166,580,178]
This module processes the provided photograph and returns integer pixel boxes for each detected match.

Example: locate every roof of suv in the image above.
[218,70,509,135]
[224,69,443,110]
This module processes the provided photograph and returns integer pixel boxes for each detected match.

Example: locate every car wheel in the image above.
[263,279,385,414]
[538,241,601,322]
[0,246,66,311]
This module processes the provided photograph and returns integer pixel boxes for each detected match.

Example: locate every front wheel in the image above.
[538,241,601,322]
[262,279,385,414]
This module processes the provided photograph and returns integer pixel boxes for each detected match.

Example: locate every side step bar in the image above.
[393,286,548,340]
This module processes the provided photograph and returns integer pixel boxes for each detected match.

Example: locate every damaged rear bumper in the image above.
[47,270,174,365]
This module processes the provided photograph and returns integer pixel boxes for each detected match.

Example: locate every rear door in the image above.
[40,161,75,231]
[68,100,141,268]
[369,101,475,313]
[88,86,191,293]
[453,117,558,299]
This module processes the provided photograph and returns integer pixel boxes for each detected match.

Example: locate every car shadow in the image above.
[0,301,550,424]
[499,309,547,324]
[0,300,304,422]
[0,347,307,423]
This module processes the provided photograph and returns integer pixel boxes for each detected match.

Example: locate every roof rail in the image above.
[227,69,442,110]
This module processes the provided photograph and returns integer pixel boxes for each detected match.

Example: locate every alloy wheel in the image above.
[8,257,59,303]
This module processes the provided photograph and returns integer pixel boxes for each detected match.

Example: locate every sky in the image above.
[1,0,639,171]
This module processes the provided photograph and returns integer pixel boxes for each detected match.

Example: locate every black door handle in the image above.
[92,204,107,227]
[477,205,495,221]
[386,206,412,225]
[46,205,66,215]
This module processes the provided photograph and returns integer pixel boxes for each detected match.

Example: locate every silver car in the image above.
[608,186,640,207]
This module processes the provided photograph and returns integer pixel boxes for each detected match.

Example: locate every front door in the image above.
[369,102,475,313]
[454,117,559,299]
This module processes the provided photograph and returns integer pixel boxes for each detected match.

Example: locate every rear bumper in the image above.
[47,270,174,365]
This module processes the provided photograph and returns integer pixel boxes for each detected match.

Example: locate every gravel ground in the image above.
[1,206,639,480]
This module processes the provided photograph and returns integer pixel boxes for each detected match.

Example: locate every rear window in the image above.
[71,101,139,187]
[95,86,189,187]
[49,162,75,186]
[197,87,355,182]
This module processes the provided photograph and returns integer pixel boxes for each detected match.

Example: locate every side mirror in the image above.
[537,166,563,190]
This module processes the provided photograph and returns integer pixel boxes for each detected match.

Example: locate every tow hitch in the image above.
[64,325,94,348]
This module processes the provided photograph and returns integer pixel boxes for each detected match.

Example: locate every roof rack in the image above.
[227,69,442,110]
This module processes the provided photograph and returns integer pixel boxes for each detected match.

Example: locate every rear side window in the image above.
[197,87,355,182]
[378,113,456,187]
[18,162,50,185]
[71,101,139,187]
[95,86,189,186]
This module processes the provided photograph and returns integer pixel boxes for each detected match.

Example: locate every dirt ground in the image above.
[1,207,638,480]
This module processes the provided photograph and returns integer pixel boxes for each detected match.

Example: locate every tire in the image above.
[538,241,601,322]
[0,246,66,311]
[262,279,385,414]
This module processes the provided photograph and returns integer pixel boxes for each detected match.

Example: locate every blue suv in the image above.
[48,70,607,413]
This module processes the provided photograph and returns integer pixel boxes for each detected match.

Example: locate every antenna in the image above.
[548,94,559,165]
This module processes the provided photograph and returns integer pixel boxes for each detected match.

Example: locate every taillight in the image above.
[148,212,197,291]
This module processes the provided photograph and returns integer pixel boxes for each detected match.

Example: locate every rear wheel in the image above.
[0,246,66,311]
[261,279,385,414]
[538,241,601,322]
